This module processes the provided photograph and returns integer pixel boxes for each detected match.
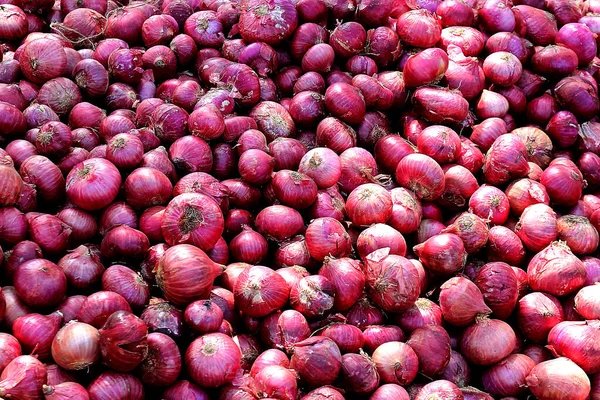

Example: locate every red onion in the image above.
[557,215,599,255]
[396,9,441,48]
[56,296,86,326]
[505,178,549,216]
[164,380,209,400]
[88,371,144,400]
[407,324,451,377]
[416,125,461,165]
[413,233,466,275]
[185,333,241,387]
[290,336,342,387]
[356,223,406,259]
[98,310,148,372]
[516,204,557,252]
[0,355,46,399]
[527,241,586,297]
[102,265,149,309]
[0,333,21,373]
[324,82,366,125]
[574,284,600,319]
[461,317,516,366]
[77,291,131,328]
[141,299,184,339]
[404,48,448,88]
[372,341,418,386]
[57,244,103,291]
[442,213,488,254]
[255,205,304,242]
[184,299,223,334]
[20,155,65,204]
[238,0,297,46]
[412,87,469,124]
[514,5,558,46]
[363,248,420,313]
[51,321,100,370]
[65,158,121,211]
[475,262,518,320]
[339,351,379,394]
[42,382,88,400]
[526,357,590,400]
[541,162,584,207]
[289,275,335,318]
[140,333,181,386]
[13,311,61,360]
[161,193,224,251]
[317,257,364,312]
[394,298,441,334]
[251,365,298,400]
[395,154,444,201]
[370,384,409,400]
[547,320,600,374]
[362,325,405,354]
[14,258,66,308]
[439,277,491,327]
[517,292,564,344]
[100,225,149,261]
[345,183,392,227]
[234,265,289,317]
[439,350,470,388]
[156,244,222,306]
[19,38,67,85]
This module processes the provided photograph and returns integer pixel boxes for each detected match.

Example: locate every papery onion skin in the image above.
[0,355,47,400]
[87,371,144,400]
[364,248,420,313]
[406,324,451,378]
[460,317,516,366]
[156,244,223,307]
[526,357,590,400]
[186,332,241,388]
[414,380,463,400]
[290,336,342,387]
[517,292,564,344]
[527,241,586,297]
[51,322,100,371]
[372,341,419,386]
[547,320,600,374]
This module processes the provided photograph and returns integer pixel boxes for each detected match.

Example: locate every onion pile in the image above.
[0,0,600,398]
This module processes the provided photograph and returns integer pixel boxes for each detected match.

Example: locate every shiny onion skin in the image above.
[65,158,121,211]
[234,265,290,317]
[98,311,148,372]
[363,248,420,313]
[290,336,342,387]
[372,341,418,386]
[155,244,223,306]
[547,320,600,374]
[526,358,590,400]
[481,354,535,397]
[185,333,241,388]
[527,241,586,297]
[0,355,47,400]
[407,324,451,378]
[460,317,516,366]
[87,371,144,400]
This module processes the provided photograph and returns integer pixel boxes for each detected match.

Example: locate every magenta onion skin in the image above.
[527,241,586,297]
[372,341,418,386]
[482,354,535,397]
[460,317,517,366]
[547,320,600,374]
[526,358,590,400]
[290,336,342,387]
[185,333,241,388]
